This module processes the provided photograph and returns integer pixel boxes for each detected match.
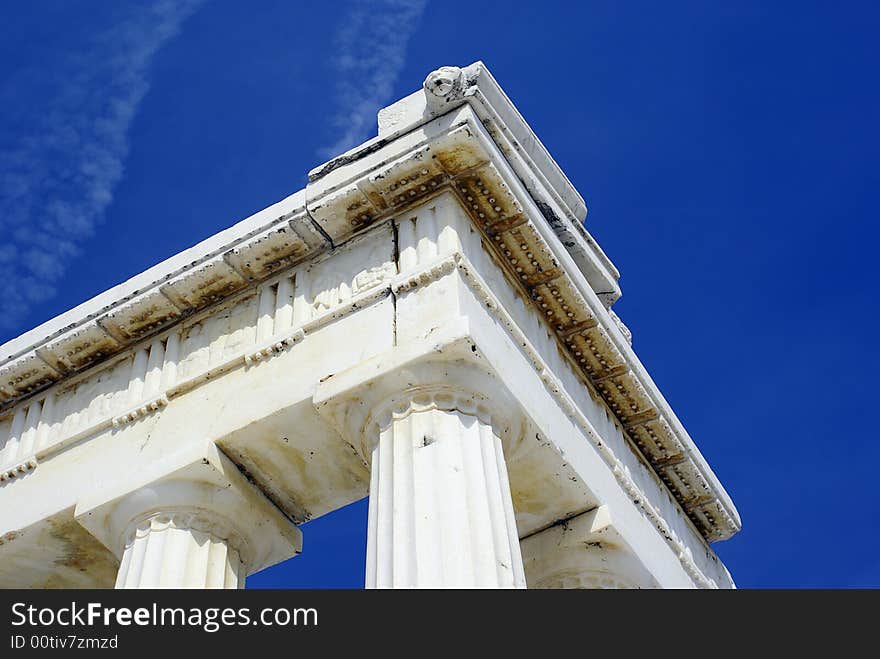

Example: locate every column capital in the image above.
[520,506,658,589]
[314,332,524,464]
[121,509,246,559]
[369,386,497,435]
[315,333,527,588]
[73,442,301,577]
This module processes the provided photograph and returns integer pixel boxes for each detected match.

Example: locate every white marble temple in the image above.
[0,63,740,589]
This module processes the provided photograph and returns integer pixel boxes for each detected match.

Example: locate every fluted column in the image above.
[364,389,525,588]
[115,511,244,589]
[75,443,302,590]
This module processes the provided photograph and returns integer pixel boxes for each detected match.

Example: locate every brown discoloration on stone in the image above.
[188,275,246,308]
[627,416,681,465]
[44,515,118,588]
[431,127,485,173]
[160,259,249,313]
[0,512,117,588]
[0,530,19,545]
[227,226,311,281]
[111,304,181,342]
[344,193,379,232]
[42,323,122,373]
[218,403,370,526]
[57,336,119,371]
[1,355,61,399]
[367,147,447,212]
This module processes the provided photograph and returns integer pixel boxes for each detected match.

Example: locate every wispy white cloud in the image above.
[318,0,429,160]
[0,1,205,333]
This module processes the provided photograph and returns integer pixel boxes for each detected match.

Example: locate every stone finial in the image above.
[423,66,465,105]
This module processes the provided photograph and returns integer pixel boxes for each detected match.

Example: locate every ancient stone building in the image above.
[0,63,740,588]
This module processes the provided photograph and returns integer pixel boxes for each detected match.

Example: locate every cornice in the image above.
[312,61,620,307]
[0,62,613,410]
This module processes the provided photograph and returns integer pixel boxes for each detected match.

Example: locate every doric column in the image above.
[315,353,526,589]
[364,388,525,588]
[520,506,657,589]
[115,510,244,589]
[75,444,301,589]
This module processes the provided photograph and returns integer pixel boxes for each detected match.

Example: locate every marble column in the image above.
[75,444,302,590]
[115,510,244,589]
[364,388,525,588]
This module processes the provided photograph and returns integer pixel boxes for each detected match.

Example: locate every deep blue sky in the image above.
[1,1,877,588]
